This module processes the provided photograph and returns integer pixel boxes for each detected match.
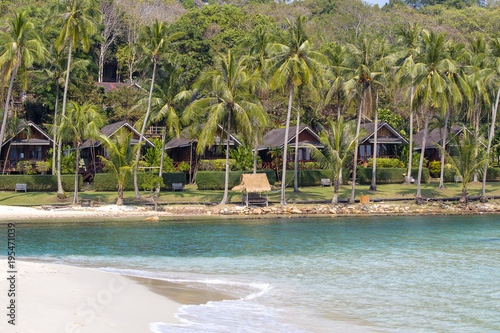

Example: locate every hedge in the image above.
[486,167,500,181]
[0,174,82,191]
[94,172,186,191]
[196,170,277,190]
[357,168,430,185]
[282,169,350,187]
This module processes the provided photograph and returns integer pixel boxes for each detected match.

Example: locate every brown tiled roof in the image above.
[414,125,462,150]
[96,82,126,92]
[1,121,54,147]
[165,124,241,149]
[81,121,153,148]
[359,121,409,144]
[258,125,321,150]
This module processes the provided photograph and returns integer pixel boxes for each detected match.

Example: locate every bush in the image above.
[283,169,344,187]
[486,167,500,181]
[367,158,404,168]
[429,161,441,178]
[94,172,186,191]
[303,162,320,170]
[35,161,51,174]
[357,168,429,185]
[0,174,82,191]
[17,161,36,175]
[198,159,236,171]
[196,170,276,190]
[177,162,190,172]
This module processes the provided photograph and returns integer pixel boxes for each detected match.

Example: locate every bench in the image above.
[454,175,461,183]
[15,183,27,192]
[172,183,185,191]
[92,198,101,207]
[243,192,268,207]
[320,179,332,187]
[81,198,91,207]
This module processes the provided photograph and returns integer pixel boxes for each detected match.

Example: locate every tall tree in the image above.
[97,0,122,82]
[183,50,268,204]
[309,116,360,204]
[58,101,104,205]
[0,10,45,160]
[132,19,183,199]
[267,15,326,203]
[52,0,100,199]
[411,30,459,204]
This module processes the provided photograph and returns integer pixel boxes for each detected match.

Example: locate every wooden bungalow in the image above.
[79,120,154,181]
[232,173,272,207]
[257,125,323,169]
[413,125,474,162]
[0,121,55,174]
[357,121,409,165]
[165,124,241,169]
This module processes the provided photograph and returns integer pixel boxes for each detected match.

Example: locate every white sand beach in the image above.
[0,260,182,333]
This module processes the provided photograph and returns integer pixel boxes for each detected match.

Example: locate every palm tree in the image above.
[1,111,29,175]
[0,10,45,159]
[309,116,360,204]
[132,19,183,199]
[52,0,100,199]
[183,50,268,205]
[411,30,459,204]
[396,23,422,185]
[58,101,104,204]
[267,15,326,203]
[99,128,140,205]
[343,36,384,203]
[436,127,488,203]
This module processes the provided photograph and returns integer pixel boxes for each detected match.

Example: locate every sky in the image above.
[364,0,390,6]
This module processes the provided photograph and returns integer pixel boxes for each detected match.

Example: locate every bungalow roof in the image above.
[359,121,409,145]
[165,124,242,150]
[258,125,322,150]
[232,173,272,193]
[1,121,55,148]
[80,120,154,148]
[414,125,463,150]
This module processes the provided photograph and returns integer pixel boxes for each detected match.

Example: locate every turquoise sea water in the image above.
[5,215,500,332]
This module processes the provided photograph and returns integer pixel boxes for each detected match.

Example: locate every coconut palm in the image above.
[436,127,488,203]
[267,15,326,203]
[396,23,422,185]
[411,30,459,204]
[99,128,140,205]
[183,50,268,205]
[52,0,100,198]
[0,10,45,160]
[309,116,360,204]
[58,101,104,205]
[132,19,183,199]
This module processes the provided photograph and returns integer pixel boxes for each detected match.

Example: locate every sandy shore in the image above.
[0,260,187,333]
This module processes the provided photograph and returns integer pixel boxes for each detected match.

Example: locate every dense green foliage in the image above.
[0,174,81,191]
[196,170,276,190]
[357,168,429,184]
[94,172,185,191]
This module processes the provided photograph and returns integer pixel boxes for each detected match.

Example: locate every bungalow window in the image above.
[298,149,303,161]
[360,145,365,159]
[9,148,17,160]
[366,145,372,158]
[304,149,311,160]
[29,147,42,160]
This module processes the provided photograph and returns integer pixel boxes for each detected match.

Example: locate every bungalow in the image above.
[79,120,154,181]
[165,124,241,169]
[257,125,323,169]
[414,125,470,162]
[358,121,409,165]
[0,121,56,174]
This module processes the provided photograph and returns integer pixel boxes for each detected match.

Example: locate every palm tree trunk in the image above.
[332,178,339,204]
[482,84,500,200]
[134,58,157,199]
[439,108,450,189]
[281,85,294,205]
[370,90,379,191]
[159,126,167,177]
[0,64,19,159]
[416,110,430,204]
[73,145,80,205]
[57,41,73,198]
[473,106,480,182]
[2,143,12,175]
[293,92,301,192]
[338,91,343,186]
[253,138,258,174]
[349,99,363,204]
[52,85,60,175]
[220,110,232,205]
[189,141,193,184]
[117,184,124,205]
[405,87,414,184]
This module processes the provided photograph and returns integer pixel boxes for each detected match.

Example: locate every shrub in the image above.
[303,162,320,170]
[35,161,51,174]
[367,158,404,168]
[177,162,190,172]
[196,170,276,190]
[429,161,441,178]
[17,161,35,175]
[486,167,500,181]
[0,174,81,191]
[94,172,185,191]
[357,168,429,185]
[198,159,236,171]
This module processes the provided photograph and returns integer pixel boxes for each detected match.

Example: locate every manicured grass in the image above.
[1,181,500,206]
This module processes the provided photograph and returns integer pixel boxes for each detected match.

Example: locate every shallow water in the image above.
[5,215,500,332]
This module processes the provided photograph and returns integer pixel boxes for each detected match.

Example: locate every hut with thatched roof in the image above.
[232,173,271,207]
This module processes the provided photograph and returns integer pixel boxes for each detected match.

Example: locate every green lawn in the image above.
[1,181,500,206]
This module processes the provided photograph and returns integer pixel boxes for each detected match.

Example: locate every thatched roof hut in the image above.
[232,173,271,193]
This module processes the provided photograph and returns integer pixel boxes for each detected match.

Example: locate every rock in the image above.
[144,216,159,222]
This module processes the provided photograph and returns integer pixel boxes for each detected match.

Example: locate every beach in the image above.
[0,260,186,333]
